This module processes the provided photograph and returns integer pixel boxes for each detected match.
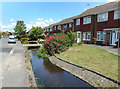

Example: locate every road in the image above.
[0,38,15,89]
[0,38,15,62]
[0,38,29,88]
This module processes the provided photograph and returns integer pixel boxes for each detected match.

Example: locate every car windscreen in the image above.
[9,38,15,39]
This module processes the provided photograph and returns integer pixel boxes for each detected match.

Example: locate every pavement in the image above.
[1,38,29,88]
[85,44,119,56]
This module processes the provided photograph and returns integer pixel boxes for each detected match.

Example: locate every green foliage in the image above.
[37,32,76,57]
[37,48,49,58]
[37,38,44,44]
[14,21,27,40]
[21,38,29,44]
[67,30,76,46]
[77,42,83,46]
[28,26,44,40]
[0,32,2,39]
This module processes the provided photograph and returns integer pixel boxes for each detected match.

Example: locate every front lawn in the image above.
[56,44,119,81]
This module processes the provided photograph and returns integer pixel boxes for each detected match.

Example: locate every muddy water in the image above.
[30,50,94,88]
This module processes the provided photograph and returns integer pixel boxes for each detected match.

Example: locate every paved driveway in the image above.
[85,44,119,56]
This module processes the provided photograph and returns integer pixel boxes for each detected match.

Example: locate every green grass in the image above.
[56,44,119,81]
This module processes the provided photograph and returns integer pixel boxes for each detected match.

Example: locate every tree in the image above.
[28,26,44,40]
[14,21,27,40]
[0,32,2,39]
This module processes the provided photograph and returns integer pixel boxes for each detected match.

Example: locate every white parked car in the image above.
[8,35,16,43]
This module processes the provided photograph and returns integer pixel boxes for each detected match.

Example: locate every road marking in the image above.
[10,48,14,54]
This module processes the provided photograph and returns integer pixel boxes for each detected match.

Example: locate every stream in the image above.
[29,50,94,88]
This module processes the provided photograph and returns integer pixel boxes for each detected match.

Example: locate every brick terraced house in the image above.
[43,0,120,45]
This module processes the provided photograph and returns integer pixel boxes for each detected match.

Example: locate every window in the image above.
[76,19,80,25]
[47,28,49,32]
[97,12,108,22]
[83,32,91,41]
[58,25,61,30]
[97,31,106,41]
[114,10,120,19]
[54,26,56,30]
[83,16,91,24]
[83,32,86,40]
[64,24,67,29]
[50,28,52,31]
[69,23,72,28]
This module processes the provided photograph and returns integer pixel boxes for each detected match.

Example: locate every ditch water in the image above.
[29,50,94,88]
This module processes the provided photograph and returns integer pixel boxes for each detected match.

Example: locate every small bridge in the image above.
[23,41,42,47]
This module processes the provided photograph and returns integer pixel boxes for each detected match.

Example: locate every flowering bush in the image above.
[37,32,76,57]
[103,40,108,46]
[43,35,67,56]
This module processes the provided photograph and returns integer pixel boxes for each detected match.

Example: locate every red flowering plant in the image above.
[115,41,120,47]
[102,40,108,46]
[43,35,67,56]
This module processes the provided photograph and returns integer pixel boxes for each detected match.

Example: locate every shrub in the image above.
[37,48,49,58]
[37,32,76,57]
[67,30,76,46]
[77,42,83,46]
[0,32,2,39]
[21,37,29,44]
[37,38,44,44]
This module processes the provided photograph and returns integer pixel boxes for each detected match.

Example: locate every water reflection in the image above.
[30,50,93,88]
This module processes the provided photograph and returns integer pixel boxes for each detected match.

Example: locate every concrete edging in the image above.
[24,48,37,88]
[49,55,119,87]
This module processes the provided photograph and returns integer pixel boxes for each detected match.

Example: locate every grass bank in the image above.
[56,44,119,81]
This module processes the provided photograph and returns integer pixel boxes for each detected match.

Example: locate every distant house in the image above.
[2,32,10,37]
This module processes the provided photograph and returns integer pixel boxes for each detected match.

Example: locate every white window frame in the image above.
[47,28,49,32]
[76,19,80,25]
[83,16,91,24]
[87,32,91,40]
[69,23,72,28]
[54,26,56,30]
[97,12,108,22]
[57,25,61,30]
[83,32,91,41]
[64,24,67,29]
[83,32,86,40]
[114,10,120,19]
[50,28,52,31]
[97,31,106,41]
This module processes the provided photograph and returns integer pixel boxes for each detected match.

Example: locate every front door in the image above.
[111,31,118,45]
[77,31,81,43]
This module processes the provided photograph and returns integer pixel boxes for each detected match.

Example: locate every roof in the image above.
[43,16,74,29]
[73,1,120,19]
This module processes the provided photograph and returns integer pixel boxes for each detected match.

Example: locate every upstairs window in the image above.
[97,31,106,41]
[114,10,120,19]
[83,32,91,41]
[69,23,72,28]
[97,12,108,22]
[58,25,61,30]
[76,19,80,25]
[83,16,91,24]
[64,24,67,29]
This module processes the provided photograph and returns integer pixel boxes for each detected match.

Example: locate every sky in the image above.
[0,0,117,32]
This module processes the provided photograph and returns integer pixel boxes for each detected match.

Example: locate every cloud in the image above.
[107,0,116,2]
[29,21,34,24]
[37,18,43,21]
[1,23,16,32]
[10,18,15,22]
[2,18,55,32]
